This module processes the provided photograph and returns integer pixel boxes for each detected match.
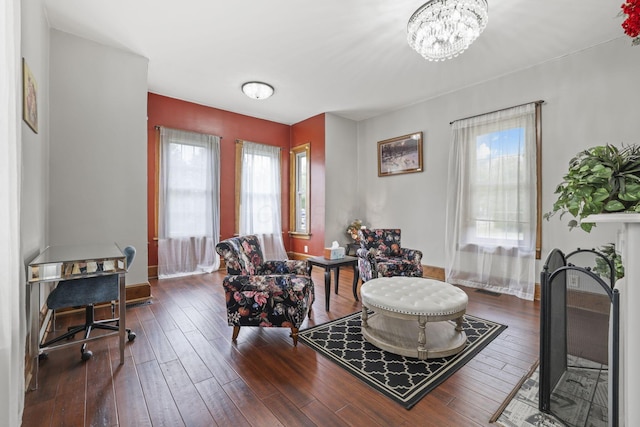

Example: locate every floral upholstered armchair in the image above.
[215,235,314,346]
[356,228,423,282]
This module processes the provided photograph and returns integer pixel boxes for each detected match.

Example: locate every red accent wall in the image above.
[147,93,293,269]
[291,114,326,257]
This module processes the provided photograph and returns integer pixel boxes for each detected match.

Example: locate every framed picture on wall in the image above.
[377,132,423,176]
[23,58,38,134]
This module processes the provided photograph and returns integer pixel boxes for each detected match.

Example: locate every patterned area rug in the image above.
[298,311,506,409]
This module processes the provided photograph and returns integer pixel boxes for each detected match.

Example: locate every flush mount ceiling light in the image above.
[407,0,488,62]
[241,81,274,100]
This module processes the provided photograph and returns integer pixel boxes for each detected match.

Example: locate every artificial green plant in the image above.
[545,144,640,232]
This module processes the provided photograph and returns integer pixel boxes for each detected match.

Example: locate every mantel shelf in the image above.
[582,213,640,223]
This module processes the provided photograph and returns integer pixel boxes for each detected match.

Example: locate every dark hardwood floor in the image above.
[22,268,540,427]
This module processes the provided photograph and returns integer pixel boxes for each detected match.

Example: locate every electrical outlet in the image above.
[568,275,580,289]
[304,245,308,253]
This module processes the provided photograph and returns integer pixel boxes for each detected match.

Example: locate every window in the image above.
[290,143,310,237]
[445,102,542,300]
[157,127,220,277]
[235,140,288,260]
[162,141,214,237]
[456,105,542,255]
[465,127,533,247]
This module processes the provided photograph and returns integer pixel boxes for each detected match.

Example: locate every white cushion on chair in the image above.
[360,277,468,316]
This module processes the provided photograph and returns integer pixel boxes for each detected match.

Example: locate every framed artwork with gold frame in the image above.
[23,58,38,134]
[377,132,423,176]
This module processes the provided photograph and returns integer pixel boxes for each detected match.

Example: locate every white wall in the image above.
[14,0,50,423]
[49,30,149,285]
[324,113,359,247]
[21,0,49,262]
[354,37,640,268]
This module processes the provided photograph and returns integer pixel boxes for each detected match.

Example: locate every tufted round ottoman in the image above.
[360,277,468,359]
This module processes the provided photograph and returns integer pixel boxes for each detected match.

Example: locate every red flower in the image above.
[621,0,640,44]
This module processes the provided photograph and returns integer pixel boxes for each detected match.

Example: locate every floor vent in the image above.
[126,300,153,308]
[475,289,501,297]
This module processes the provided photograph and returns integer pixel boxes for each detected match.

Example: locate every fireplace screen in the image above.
[539,249,619,427]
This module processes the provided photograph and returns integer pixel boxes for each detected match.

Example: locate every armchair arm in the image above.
[356,247,378,282]
[400,248,423,265]
[260,260,309,275]
[356,247,377,260]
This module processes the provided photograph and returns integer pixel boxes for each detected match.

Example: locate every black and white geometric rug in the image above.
[298,311,507,409]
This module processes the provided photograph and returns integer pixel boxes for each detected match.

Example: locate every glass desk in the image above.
[27,243,128,389]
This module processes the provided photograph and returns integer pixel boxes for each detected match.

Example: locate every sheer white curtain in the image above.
[1,0,25,423]
[239,141,288,260]
[158,128,220,278]
[445,104,537,300]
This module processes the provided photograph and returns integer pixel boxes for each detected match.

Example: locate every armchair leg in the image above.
[232,326,241,342]
[290,327,299,346]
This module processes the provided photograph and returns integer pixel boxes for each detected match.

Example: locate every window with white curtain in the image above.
[463,126,533,247]
[290,143,310,236]
[237,140,288,260]
[445,102,542,300]
[158,127,220,278]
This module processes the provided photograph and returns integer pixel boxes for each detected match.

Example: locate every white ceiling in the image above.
[43,0,624,125]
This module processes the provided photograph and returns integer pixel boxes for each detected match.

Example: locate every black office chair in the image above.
[42,245,137,361]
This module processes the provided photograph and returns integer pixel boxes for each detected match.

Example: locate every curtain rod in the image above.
[236,139,282,150]
[450,100,544,125]
[154,125,222,139]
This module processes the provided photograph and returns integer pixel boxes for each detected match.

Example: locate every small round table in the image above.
[360,277,468,360]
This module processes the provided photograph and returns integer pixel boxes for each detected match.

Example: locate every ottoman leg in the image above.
[417,317,428,360]
[455,315,464,332]
[361,306,368,328]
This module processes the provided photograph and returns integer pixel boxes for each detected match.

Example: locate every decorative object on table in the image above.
[346,219,366,243]
[621,0,640,46]
[323,240,346,260]
[377,132,423,177]
[215,234,314,346]
[356,228,423,282]
[22,58,38,133]
[407,0,488,61]
[298,311,506,409]
[544,144,640,232]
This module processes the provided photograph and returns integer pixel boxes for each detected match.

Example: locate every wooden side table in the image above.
[307,255,359,311]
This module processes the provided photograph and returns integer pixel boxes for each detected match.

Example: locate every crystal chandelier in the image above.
[241,81,274,100]
[407,0,488,62]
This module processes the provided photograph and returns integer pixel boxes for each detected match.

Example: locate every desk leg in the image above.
[324,268,331,311]
[28,282,39,390]
[334,267,340,294]
[119,273,126,364]
[352,263,359,301]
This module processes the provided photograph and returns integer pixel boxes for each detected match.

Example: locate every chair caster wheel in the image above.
[127,331,136,341]
[81,350,93,361]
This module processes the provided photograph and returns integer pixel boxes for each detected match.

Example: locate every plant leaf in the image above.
[592,187,609,202]
[580,222,594,232]
[604,200,625,211]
